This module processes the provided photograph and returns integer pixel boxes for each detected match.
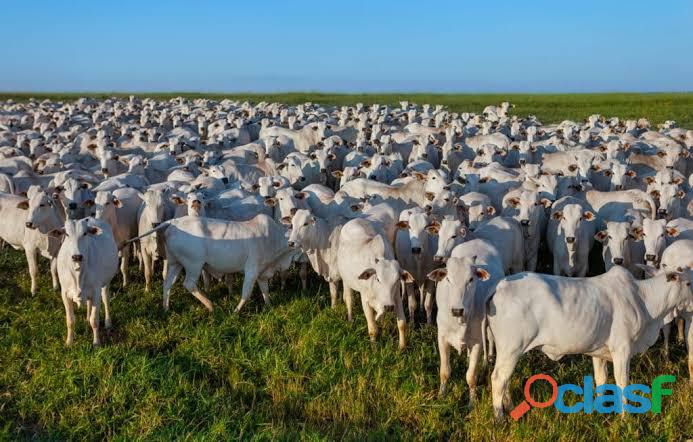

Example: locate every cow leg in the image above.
[395,292,407,350]
[86,299,92,323]
[423,281,434,325]
[50,258,59,291]
[258,279,271,306]
[143,251,153,292]
[201,269,211,292]
[328,280,339,309]
[183,267,213,312]
[612,351,632,414]
[466,343,482,406]
[101,286,112,329]
[686,316,693,384]
[234,270,258,313]
[120,245,131,288]
[592,357,608,386]
[677,318,685,342]
[299,261,308,291]
[406,283,417,323]
[343,285,354,322]
[491,350,520,420]
[487,327,496,361]
[162,260,182,312]
[225,273,234,297]
[162,258,168,280]
[89,291,101,346]
[662,323,671,359]
[25,248,38,295]
[61,292,75,346]
[360,294,378,342]
[438,336,451,397]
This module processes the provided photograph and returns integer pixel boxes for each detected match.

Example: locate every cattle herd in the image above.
[0,96,692,419]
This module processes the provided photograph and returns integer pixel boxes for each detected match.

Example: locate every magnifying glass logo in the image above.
[510,374,559,421]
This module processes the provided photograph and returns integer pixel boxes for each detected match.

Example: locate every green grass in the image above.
[1,247,692,441]
[2,92,693,128]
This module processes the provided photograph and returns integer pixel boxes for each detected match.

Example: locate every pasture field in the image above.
[1,92,693,128]
[1,92,693,440]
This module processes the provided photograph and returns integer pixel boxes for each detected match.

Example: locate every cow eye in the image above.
[468,277,474,283]
[303,223,308,226]
[451,234,457,239]
[39,204,45,207]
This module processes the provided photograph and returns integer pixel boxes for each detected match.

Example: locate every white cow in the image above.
[429,239,504,404]
[337,218,414,349]
[54,218,119,346]
[488,266,693,418]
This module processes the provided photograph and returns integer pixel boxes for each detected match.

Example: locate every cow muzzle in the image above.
[433,255,446,264]
[645,254,657,262]
[68,202,78,210]
[71,254,83,262]
[287,241,295,248]
[25,221,35,229]
[566,237,575,244]
[411,246,422,255]
[613,257,624,265]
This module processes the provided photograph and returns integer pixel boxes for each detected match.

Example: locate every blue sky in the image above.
[1,0,692,92]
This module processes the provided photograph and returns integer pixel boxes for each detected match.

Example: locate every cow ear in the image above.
[540,198,553,209]
[551,211,563,220]
[625,170,637,178]
[87,226,102,235]
[16,200,29,210]
[112,198,122,208]
[48,227,65,238]
[264,197,277,207]
[396,220,409,229]
[425,222,440,235]
[459,226,468,237]
[83,199,95,207]
[475,268,490,281]
[272,181,281,188]
[331,170,343,178]
[400,270,415,283]
[360,160,371,168]
[630,226,644,240]
[276,163,287,171]
[80,182,90,189]
[656,151,667,158]
[327,154,337,161]
[427,268,448,282]
[171,196,185,205]
[665,272,680,282]
[644,176,656,185]
[281,215,292,225]
[413,172,426,181]
[676,190,685,199]
[358,268,376,280]
[666,227,679,237]
[594,230,608,242]
[582,211,595,221]
[176,157,185,165]
[486,206,496,216]
[309,153,317,160]
[649,190,660,198]
[295,192,307,200]
[672,176,684,185]
[251,183,260,190]
[425,192,435,201]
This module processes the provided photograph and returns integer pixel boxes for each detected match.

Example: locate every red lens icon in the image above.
[510,374,559,421]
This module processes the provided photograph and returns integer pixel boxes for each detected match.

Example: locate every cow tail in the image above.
[119,220,172,249]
